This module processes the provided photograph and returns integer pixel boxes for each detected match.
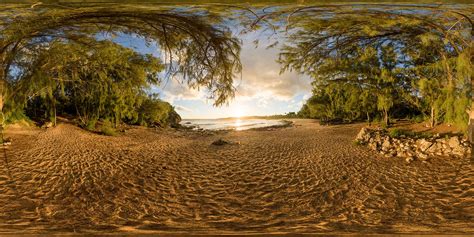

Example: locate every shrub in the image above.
[137,97,181,127]
[85,119,97,132]
[100,120,117,136]
[389,128,415,138]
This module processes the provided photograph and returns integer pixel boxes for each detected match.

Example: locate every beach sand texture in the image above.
[0,119,472,234]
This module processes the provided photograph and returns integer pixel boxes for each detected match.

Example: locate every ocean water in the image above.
[180,118,287,131]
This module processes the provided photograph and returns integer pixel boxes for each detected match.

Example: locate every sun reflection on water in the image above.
[235,119,244,131]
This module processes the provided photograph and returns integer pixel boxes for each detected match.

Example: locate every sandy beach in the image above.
[0,119,472,235]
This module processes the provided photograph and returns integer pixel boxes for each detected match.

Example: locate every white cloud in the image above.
[174,105,193,112]
[157,32,313,113]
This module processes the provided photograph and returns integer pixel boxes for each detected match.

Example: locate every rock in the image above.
[447,136,461,149]
[417,152,429,160]
[374,134,382,144]
[42,122,54,129]
[416,138,433,152]
[368,141,378,151]
[355,127,371,143]
[426,142,439,153]
[211,139,230,146]
[2,137,12,146]
[355,127,469,160]
[396,151,405,157]
[381,138,391,151]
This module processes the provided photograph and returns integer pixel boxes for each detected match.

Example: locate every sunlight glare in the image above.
[232,104,246,118]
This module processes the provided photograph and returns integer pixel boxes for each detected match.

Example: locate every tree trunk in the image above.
[0,80,5,129]
[366,111,370,125]
[52,100,57,126]
[468,106,474,160]
[383,109,389,127]
[0,93,3,127]
[468,20,474,161]
[469,72,474,160]
[0,80,5,144]
[430,106,435,128]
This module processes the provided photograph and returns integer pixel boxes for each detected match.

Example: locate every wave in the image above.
[180,119,285,131]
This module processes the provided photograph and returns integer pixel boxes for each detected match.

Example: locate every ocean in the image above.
[180,118,287,131]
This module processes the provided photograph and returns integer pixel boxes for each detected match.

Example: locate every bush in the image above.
[137,97,181,127]
[100,120,117,136]
[85,119,97,132]
[4,109,30,125]
[389,128,414,138]
[410,115,425,123]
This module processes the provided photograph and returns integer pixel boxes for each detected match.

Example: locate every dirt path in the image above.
[0,120,472,235]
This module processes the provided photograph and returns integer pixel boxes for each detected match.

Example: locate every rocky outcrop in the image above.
[355,128,470,161]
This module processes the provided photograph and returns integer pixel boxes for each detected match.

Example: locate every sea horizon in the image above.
[181,117,289,130]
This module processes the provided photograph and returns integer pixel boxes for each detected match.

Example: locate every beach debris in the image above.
[212,138,230,146]
[211,138,240,146]
[41,122,54,129]
[2,137,12,146]
[355,127,470,160]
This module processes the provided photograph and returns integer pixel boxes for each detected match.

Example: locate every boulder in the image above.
[447,136,461,149]
[355,127,470,160]
[368,141,378,151]
[405,156,415,163]
[417,152,429,161]
[416,138,433,152]
[211,139,230,146]
[381,138,391,151]
[355,127,371,143]
[42,122,54,129]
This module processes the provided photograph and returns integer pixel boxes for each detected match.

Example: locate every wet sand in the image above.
[0,119,472,235]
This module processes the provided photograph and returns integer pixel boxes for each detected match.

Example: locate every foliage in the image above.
[100,119,117,136]
[15,39,181,129]
[0,3,243,131]
[281,7,472,129]
[137,95,182,128]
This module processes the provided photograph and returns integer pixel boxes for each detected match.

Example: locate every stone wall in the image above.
[355,127,470,162]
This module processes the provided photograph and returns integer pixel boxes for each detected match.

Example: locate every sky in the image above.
[111,31,312,119]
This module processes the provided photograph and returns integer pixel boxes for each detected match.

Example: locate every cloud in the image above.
[174,104,193,112]
[154,77,205,104]
[155,32,312,116]
[234,35,312,102]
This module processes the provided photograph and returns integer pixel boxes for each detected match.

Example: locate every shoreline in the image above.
[179,118,294,132]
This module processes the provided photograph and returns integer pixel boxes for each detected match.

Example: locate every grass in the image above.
[101,125,117,136]
[388,128,433,139]
[100,119,117,136]
[85,120,97,132]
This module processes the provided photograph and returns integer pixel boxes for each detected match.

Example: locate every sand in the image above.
[0,119,472,235]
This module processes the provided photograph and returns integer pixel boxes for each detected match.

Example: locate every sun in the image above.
[232,104,246,118]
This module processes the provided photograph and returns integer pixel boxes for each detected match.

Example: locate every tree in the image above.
[0,3,243,130]
[278,5,472,129]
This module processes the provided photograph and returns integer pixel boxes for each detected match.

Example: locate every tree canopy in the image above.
[0,2,472,132]
[278,5,472,129]
[0,3,244,129]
